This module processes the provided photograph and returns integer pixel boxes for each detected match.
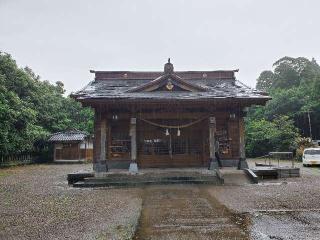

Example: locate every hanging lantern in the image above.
[229,113,236,119]
[177,128,181,137]
[165,129,169,136]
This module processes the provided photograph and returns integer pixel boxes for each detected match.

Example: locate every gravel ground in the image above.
[0,164,142,240]
[1,160,320,240]
[207,159,320,240]
[209,159,320,211]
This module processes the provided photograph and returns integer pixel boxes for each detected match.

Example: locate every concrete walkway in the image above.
[133,185,249,240]
[220,168,252,185]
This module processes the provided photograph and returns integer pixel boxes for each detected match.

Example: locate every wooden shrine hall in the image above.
[72,59,270,173]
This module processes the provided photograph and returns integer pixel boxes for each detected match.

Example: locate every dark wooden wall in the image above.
[137,118,207,168]
[55,141,93,161]
[55,143,79,160]
[92,107,242,168]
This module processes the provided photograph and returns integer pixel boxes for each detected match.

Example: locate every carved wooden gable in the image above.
[127,59,206,93]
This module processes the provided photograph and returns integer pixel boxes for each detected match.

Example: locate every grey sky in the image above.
[1,0,319,93]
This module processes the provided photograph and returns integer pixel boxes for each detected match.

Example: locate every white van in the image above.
[303,148,320,166]
[312,140,320,147]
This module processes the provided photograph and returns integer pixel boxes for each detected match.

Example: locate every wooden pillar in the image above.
[93,111,100,165]
[239,117,245,159]
[100,118,107,161]
[78,142,81,161]
[93,110,108,174]
[208,116,218,170]
[53,144,56,162]
[238,115,248,169]
[129,117,138,172]
[84,140,87,161]
[209,117,216,160]
[130,118,137,161]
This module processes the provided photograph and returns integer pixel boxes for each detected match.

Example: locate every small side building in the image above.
[48,130,93,163]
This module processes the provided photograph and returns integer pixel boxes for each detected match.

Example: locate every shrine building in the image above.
[72,59,270,173]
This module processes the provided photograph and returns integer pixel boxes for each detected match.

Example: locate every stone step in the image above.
[67,172,94,184]
[252,167,300,179]
[84,175,217,183]
[73,178,220,188]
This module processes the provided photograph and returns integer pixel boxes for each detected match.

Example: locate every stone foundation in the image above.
[93,161,108,173]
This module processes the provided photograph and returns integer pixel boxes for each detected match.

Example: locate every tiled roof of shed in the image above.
[48,130,88,142]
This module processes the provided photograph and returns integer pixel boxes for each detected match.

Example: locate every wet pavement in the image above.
[219,168,252,186]
[133,185,249,240]
[251,210,320,240]
[211,159,320,240]
[132,161,320,240]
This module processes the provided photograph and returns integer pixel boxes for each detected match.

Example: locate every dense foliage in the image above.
[246,56,320,157]
[246,116,300,157]
[0,52,93,156]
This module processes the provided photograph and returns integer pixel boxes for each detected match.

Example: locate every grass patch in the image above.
[0,161,34,169]
[0,171,10,179]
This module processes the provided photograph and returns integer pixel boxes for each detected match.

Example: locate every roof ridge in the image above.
[91,70,239,73]
[50,130,88,135]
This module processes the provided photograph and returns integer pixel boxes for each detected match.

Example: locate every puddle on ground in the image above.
[257,182,288,186]
[133,185,250,240]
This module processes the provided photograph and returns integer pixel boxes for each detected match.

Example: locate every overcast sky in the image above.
[1,0,319,93]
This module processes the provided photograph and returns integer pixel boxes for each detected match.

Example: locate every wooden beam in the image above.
[103,111,236,120]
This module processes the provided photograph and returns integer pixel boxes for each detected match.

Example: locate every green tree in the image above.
[256,70,274,91]
[271,56,320,89]
[0,52,93,157]
[246,116,300,157]
[246,56,320,157]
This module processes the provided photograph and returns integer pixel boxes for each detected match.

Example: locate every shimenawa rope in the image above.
[138,115,209,129]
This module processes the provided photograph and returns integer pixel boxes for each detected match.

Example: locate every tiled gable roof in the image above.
[72,77,269,101]
[48,130,88,142]
[72,61,270,103]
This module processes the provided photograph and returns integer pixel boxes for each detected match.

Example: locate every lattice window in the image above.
[138,122,203,157]
[110,121,131,159]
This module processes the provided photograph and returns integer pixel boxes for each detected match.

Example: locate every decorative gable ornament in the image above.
[127,59,206,93]
[166,79,174,91]
[164,58,174,74]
